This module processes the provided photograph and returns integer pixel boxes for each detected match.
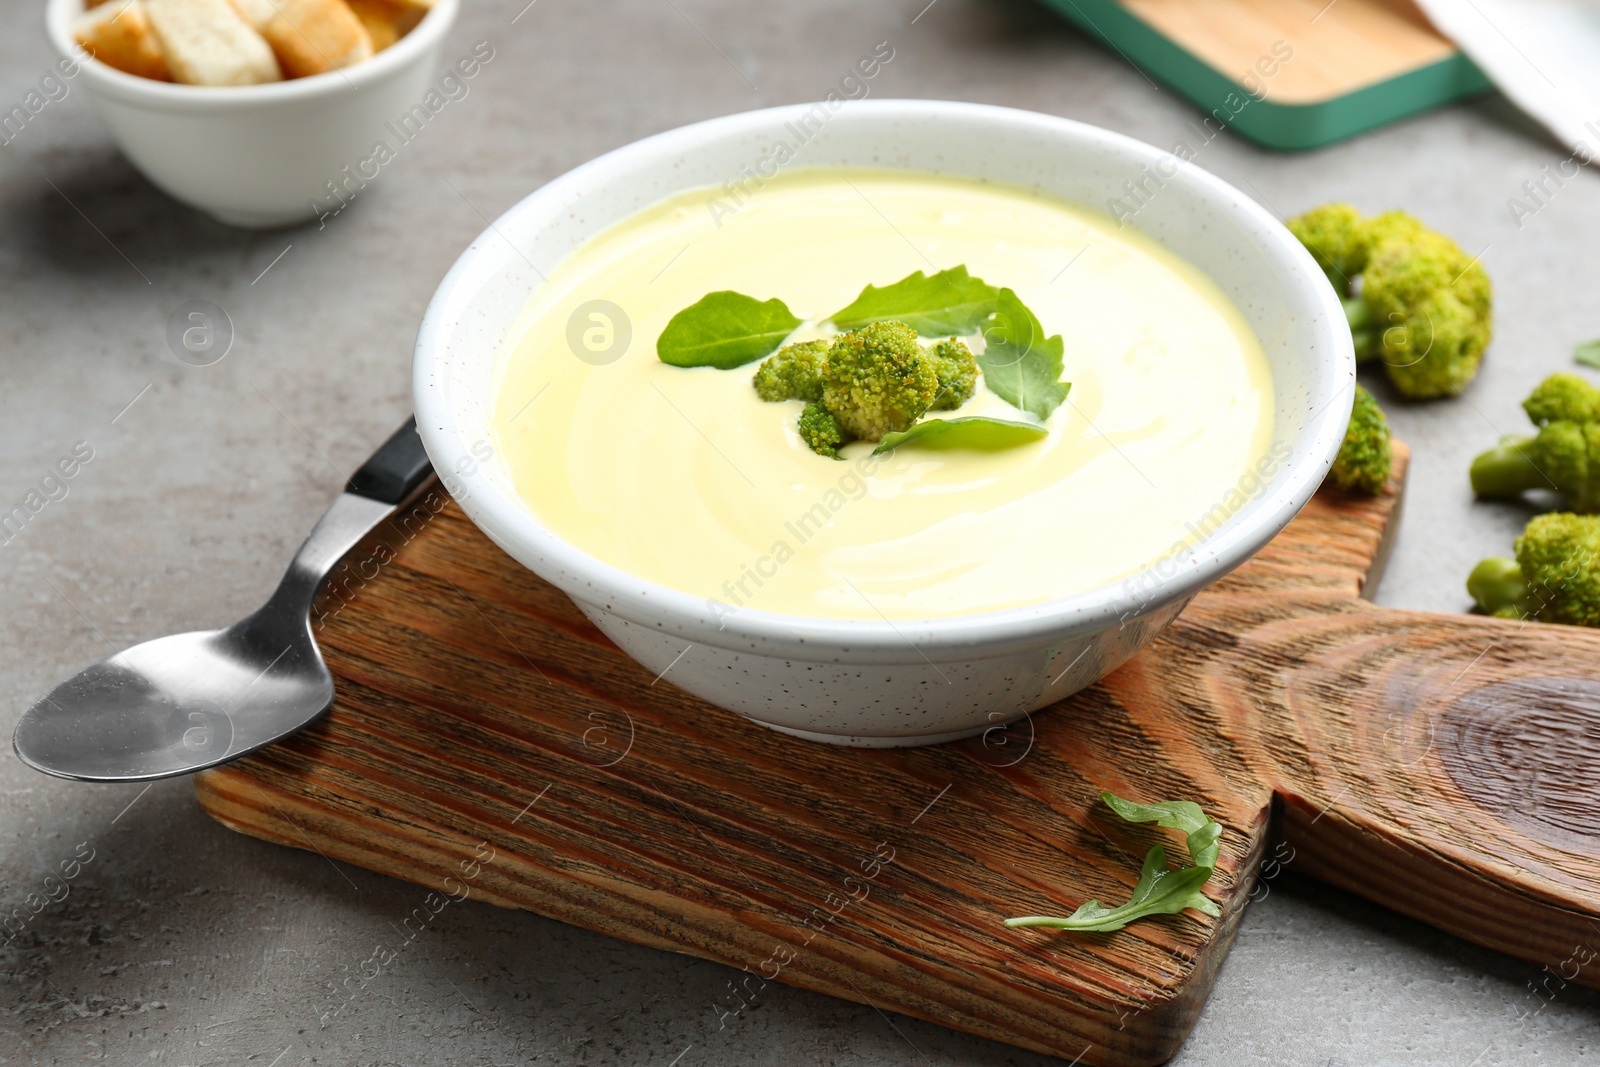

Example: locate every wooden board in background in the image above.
[194,443,1600,1065]
[1038,0,1492,149]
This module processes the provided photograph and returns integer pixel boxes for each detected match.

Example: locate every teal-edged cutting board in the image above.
[1039,0,1492,150]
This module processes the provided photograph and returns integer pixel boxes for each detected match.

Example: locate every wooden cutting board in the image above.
[193,441,1600,1066]
[1037,0,1492,149]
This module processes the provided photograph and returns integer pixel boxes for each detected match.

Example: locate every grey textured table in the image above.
[3,1,1598,1064]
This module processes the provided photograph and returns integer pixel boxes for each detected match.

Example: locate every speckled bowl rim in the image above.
[414,100,1354,660]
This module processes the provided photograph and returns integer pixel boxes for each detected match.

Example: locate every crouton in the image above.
[344,0,419,52]
[143,0,282,85]
[74,0,173,81]
[261,0,373,78]
[226,0,277,29]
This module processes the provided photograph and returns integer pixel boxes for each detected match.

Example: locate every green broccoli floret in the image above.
[1472,428,1600,513]
[1287,202,1369,287]
[1327,384,1392,494]
[1287,204,1492,399]
[1523,371,1600,425]
[1468,513,1600,626]
[754,339,829,403]
[821,321,937,441]
[797,401,847,459]
[1470,373,1600,512]
[926,338,979,411]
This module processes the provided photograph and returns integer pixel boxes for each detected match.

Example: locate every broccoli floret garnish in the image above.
[1327,384,1392,494]
[1287,204,1492,399]
[757,325,967,456]
[797,401,847,459]
[1470,373,1600,513]
[821,321,937,441]
[926,338,978,411]
[1468,513,1600,626]
[754,339,829,403]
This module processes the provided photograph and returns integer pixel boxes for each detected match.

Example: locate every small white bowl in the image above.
[45,0,458,228]
[413,101,1354,747]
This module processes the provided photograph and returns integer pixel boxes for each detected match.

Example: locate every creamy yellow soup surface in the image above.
[491,168,1275,621]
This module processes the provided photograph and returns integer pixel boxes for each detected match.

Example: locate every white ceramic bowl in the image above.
[413,100,1354,747]
[44,0,458,228]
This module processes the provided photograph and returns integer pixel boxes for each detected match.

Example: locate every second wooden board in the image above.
[1038,0,1492,149]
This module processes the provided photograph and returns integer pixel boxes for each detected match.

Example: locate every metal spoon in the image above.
[13,419,435,782]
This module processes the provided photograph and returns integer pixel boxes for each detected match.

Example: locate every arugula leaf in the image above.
[1100,791,1222,869]
[977,289,1072,420]
[871,416,1047,456]
[657,291,802,369]
[829,266,1000,337]
[1576,340,1600,370]
[1003,846,1220,932]
[1002,791,1223,934]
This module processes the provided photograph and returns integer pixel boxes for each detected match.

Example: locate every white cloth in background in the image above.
[1414,0,1600,155]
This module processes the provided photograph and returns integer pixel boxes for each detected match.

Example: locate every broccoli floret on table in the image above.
[1327,384,1393,494]
[1468,513,1600,627]
[1522,371,1600,426]
[821,321,937,441]
[1471,373,1600,513]
[754,339,829,403]
[796,401,846,459]
[926,338,978,411]
[1288,201,1369,284]
[1288,204,1492,399]
[1472,430,1600,513]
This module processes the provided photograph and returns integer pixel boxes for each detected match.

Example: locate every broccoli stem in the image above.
[1343,295,1378,361]
[1469,436,1551,498]
[1467,557,1539,619]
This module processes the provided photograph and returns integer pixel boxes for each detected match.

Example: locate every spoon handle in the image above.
[345,417,434,504]
[265,420,437,613]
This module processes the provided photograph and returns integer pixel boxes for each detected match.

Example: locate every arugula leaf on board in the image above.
[1003,791,1223,934]
[977,288,1072,420]
[1576,339,1600,370]
[1003,846,1219,933]
[1099,791,1222,869]
[657,291,802,369]
[871,416,1047,456]
[829,266,1000,337]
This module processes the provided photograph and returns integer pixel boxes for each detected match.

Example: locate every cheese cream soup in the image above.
[491,168,1275,621]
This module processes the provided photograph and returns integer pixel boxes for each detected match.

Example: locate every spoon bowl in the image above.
[14,614,330,782]
[13,422,433,782]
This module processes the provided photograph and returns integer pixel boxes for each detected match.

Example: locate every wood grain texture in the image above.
[194,442,1600,1065]
[1119,0,1458,103]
